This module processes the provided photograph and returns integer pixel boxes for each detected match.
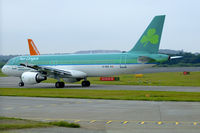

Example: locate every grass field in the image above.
[0,116,80,131]
[0,116,50,131]
[1,88,200,102]
[0,70,7,77]
[1,70,200,86]
[43,71,200,86]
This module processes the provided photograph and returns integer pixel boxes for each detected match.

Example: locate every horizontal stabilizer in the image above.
[170,56,182,59]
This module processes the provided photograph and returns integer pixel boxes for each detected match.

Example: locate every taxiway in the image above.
[1,77,200,92]
[0,96,200,133]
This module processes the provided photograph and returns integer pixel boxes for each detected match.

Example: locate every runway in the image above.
[0,96,200,133]
[1,77,200,92]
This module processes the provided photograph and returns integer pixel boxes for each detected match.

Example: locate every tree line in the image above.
[158,52,200,67]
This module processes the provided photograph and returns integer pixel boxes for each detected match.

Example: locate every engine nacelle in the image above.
[21,72,47,84]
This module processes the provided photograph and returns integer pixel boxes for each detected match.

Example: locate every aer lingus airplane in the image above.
[2,15,176,88]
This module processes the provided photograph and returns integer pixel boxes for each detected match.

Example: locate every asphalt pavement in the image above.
[1,96,200,133]
[1,67,200,132]
[1,77,200,92]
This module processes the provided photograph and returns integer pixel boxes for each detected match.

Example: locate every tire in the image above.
[81,81,86,87]
[19,82,24,87]
[86,81,90,87]
[55,82,65,88]
[60,82,65,88]
[55,82,60,88]
[82,81,90,87]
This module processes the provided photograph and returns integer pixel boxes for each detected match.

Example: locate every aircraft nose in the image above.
[1,65,7,74]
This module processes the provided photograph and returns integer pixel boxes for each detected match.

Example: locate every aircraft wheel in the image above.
[19,82,24,87]
[60,82,65,88]
[55,82,65,88]
[82,81,90,87]
[55,82,60,88]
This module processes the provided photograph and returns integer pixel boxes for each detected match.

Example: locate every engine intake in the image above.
[21,72,47,84]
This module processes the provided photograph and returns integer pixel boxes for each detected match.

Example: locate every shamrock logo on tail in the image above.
[140,28,159,47]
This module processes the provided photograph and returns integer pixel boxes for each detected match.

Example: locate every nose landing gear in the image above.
[19,82,24,87]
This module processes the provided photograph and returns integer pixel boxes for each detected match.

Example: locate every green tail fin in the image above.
[129,15,165,53]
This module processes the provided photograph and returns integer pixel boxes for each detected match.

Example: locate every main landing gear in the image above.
[55,81,65,88]
[81,80,90,87]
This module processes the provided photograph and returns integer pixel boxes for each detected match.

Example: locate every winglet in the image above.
[28,39,40,56]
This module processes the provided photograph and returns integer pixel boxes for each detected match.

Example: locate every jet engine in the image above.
[21,72,47,84]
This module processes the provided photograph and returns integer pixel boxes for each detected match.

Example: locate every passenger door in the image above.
[120,54,127,68]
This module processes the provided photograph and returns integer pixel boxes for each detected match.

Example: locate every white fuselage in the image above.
[2,63,155,77]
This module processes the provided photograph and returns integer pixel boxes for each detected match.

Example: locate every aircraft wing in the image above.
[20,63,86,78]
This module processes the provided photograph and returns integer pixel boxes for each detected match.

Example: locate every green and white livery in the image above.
[2,15,171,88]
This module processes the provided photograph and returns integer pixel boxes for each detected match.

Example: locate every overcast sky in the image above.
[0,0,200,55]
